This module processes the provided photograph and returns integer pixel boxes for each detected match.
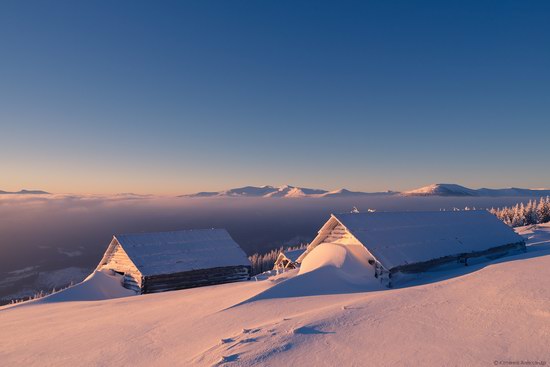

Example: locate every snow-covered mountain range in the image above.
[0,189,50,195]
[402,183,550,197]
[2,185,548,198]
[180,185,396,198]
[182,183,550,198]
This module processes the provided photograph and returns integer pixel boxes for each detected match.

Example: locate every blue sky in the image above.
[1,1,549,194]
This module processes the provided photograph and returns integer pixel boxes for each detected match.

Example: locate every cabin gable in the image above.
[298,215,383,275]
[274,253,297,270]
[96,238,143,292]
[300,216,377,258]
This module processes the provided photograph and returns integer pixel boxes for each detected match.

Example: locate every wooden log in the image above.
[143,277,250,293]
[140,265,251,294]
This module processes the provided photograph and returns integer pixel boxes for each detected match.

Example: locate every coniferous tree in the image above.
[489,196,550,227]
[537,196,550,224]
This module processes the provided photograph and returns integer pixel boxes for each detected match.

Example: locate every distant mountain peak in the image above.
[0,189,50,195]
[403,183,477,197]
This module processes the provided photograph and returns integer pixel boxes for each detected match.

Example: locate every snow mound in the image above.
[32,270,136,304]
[244,243,382,302]
[299,242,376,281]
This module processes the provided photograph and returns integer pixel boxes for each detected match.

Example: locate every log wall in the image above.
[391,241,526,275]
[141,265,251,294]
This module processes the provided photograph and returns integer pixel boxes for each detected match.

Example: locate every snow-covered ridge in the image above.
[3,184,548,198]
[181,183,550,198]
[402,183,550,197]
[403,183,478,196]
[0,189,50,195]
[180,185,396,198]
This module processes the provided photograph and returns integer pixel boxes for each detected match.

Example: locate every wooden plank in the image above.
[142,276,250,293]
[141,266,251,294]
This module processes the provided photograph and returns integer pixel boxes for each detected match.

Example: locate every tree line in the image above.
[489,196,550,227]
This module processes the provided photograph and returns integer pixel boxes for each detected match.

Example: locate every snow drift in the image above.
[244,243,383,302]
[29,270,135,304]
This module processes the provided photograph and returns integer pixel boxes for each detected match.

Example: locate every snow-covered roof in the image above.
[114,229,251,276]
[331,211,524,271]
[281,249,304,262]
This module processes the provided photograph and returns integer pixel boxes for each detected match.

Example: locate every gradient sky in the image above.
[1,1,549,195]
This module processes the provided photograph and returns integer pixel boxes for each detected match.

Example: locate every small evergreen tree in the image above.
[537,196,550,223]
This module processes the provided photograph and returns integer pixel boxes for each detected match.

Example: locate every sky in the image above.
[1,0,549,195]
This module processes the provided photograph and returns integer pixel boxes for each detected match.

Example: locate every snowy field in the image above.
[1,224,550,366]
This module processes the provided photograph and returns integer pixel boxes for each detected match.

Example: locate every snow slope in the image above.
[0,266,91,304]
[1,225,550,366]
[36,270,136,303]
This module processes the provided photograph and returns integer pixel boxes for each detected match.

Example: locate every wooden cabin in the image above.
[96,229,252,294]
[298,211,526,287]
[273,249,304,271]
